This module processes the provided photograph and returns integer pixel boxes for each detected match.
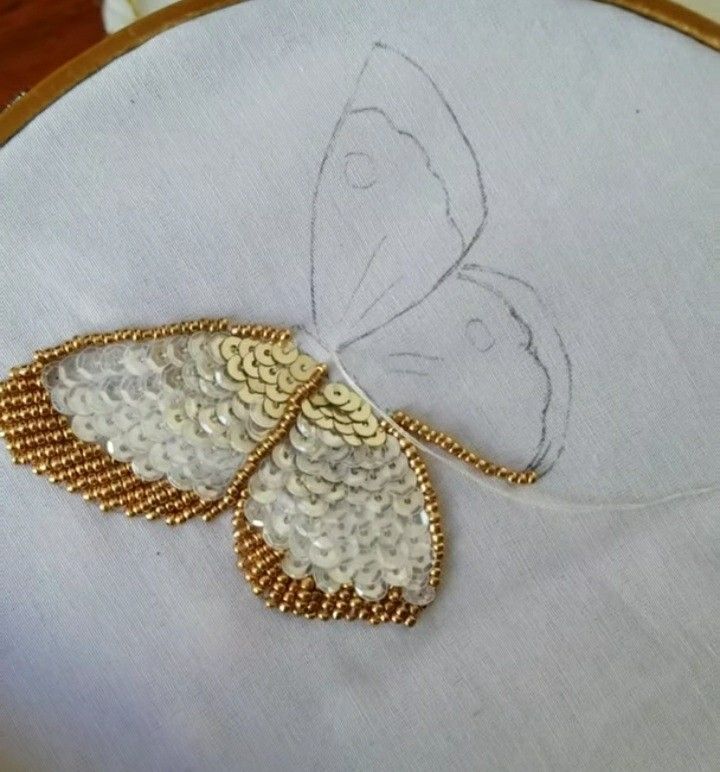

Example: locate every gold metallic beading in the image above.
[391,410,538,486]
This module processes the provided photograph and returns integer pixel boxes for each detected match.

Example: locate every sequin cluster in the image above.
[245,401,436,606]
[301,382,386,446]
[41,332,318,500]
[1,319,444,622]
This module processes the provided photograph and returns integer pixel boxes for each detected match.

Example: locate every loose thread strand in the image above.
[329,350,720,514]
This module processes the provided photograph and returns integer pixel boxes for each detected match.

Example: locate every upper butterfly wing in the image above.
[234,380,442,625]
[311,42,486,348]
[0,320,319,524]
[310,44,569,479]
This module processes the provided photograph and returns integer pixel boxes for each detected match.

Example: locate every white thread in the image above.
[327,348,720,514]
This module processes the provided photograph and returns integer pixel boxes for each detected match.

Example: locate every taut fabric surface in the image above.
[1,1,718,769]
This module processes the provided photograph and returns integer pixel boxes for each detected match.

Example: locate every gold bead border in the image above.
[0,319,295,525]
[1,319,446,624]
[392,410,538,486]
[232,419,443,626]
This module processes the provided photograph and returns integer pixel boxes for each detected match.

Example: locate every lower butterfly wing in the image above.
[340,266,572,478]
[0,319,323,524]
[235,381,443,625]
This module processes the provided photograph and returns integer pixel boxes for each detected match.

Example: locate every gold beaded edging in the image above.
[392,411,538,486]
[0,319,294,525]
[1,319,447,625]
[233,419,443,626]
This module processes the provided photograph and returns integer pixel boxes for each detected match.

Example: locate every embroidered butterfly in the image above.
[0,44,569,626]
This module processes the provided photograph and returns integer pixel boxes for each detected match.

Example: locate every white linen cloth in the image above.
[1,0,718,768]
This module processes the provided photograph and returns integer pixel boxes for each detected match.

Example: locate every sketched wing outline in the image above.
[309,42,571,477]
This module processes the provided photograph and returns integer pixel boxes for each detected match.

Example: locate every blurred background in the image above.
[0,0,717,108]
[0,0,176,106]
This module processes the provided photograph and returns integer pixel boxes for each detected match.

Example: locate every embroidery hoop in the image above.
[1,0,718,147]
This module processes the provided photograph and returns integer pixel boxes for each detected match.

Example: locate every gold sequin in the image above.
[349,402,372,423]
[226,355,246,382]
[341,392,362,413]
[246,377,266,395]
[220,336,242,360]
[289,355,316,382]
[264,398,285,420]
[266,384,289,403]
[237,384,264,405]
[242,352,259,378]
[324,383,351,406]
[271,342,298,365]
[254,343,275,367]
[354,416,379,438]
[277,371,299,395]
[364,430,387,447]
[238,339,255,358]
[333,419,355,435]
[301,401,326,422]
[258,364,279,385]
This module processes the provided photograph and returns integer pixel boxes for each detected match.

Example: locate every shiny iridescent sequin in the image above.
[246,415,436,606]
[41,333,315,500]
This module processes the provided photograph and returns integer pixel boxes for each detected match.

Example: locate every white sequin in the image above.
[41,333,283,499]
[248,423,435,605]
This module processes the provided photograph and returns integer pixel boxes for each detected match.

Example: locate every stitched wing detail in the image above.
[0,320,319,523]
[239,382,440,611]
[42,332,317,500]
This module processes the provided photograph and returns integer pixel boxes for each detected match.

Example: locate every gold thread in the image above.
[391,411,538,486]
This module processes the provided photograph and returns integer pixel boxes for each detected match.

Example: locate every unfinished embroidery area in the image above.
[2,2,719,769]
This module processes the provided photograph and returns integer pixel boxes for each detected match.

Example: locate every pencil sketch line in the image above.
[312,41,487,346]
[309,52,376,329]
[359,278,401,321]
[387,369,431,377]
[349,106,466,253]
[458,266,572,475]
[387,352,444,362]
[349,235,387,302]
[458,272,551,472]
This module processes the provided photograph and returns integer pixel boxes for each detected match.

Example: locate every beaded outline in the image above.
[0,319,445,625]
[392,411,538,486]
[233,419,443,626]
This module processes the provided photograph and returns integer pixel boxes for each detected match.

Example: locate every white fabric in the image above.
[1,0,718,768]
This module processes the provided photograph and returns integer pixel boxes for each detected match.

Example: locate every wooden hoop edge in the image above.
[0,0,717,147]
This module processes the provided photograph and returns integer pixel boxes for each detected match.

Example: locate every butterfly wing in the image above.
[308,43,570,482]
[235,380,442,625]
[0,320,323,524]
[311,42,486,348]
[340,266,572,478]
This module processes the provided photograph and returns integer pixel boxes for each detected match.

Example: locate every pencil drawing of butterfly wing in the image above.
[311,42,571,477]
[311,42,487,349]
[342,267,572,477]
[0,321,321,524]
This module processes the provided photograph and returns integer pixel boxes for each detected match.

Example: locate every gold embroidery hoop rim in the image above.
[0,0,717,147]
